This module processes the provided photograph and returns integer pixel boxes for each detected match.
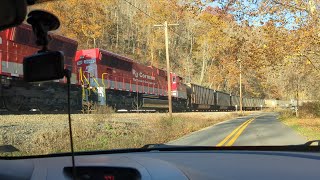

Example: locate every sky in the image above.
[207,0,308,30]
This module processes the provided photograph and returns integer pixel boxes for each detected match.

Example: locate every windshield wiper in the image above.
[0,145,19,153]
[141,144,172,149]
[304,140,320,147]
[141,142,320,152]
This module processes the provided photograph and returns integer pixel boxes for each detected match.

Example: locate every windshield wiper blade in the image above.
[304,140,320,147]
[141,143,320,152]
[141,144,171,149]
[0,145,19,153]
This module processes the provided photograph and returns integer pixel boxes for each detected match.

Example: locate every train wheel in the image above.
[3,95,24,112]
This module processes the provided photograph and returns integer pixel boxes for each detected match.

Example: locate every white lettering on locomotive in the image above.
[132,69,155,81]
[132,69,139,78]
[132,78,156,85]
[84,59,96,64]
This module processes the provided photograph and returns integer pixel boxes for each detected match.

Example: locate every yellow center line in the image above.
[216,118,253,146]
[225,118,255,146]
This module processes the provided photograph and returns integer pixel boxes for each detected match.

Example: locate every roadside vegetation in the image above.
[0,112,253,156]
[279,102,320,141]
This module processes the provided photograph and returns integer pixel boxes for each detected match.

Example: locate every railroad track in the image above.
[0,108,258,115]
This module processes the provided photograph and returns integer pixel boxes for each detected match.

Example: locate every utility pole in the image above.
[238,59,243,116]
[154,21,178,118]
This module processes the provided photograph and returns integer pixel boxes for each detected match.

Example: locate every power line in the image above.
[120,0,161,23]
[120,0,191,43]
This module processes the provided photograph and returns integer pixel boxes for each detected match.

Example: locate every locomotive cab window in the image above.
[101,54,132,71]
[179,77,184,83]
[12,25,37,47]
[158,69,166,77]
[172,76,176,83]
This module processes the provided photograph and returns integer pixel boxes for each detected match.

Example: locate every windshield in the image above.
[1,0,319,157]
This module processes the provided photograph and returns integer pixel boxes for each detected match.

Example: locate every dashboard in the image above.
[0,150,320,180]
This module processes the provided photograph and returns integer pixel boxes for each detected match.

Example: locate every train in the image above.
[0,24,296,112]
[0,24,81,112]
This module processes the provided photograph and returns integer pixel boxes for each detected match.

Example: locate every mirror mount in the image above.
[23,10,64,83]
[26,10,60,52]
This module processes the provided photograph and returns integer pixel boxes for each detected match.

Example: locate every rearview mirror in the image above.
[23,51,65,82]
[0,0,27,31]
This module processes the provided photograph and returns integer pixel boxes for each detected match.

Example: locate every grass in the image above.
[279,110,320,141]
[0,111,254,157]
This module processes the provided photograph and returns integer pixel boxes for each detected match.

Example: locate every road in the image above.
[168,112,306,146]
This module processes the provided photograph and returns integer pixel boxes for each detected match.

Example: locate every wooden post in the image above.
[154,21,179,118]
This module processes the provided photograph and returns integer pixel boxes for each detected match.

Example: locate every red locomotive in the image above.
[0,24,81,112]
[75,48,188,111]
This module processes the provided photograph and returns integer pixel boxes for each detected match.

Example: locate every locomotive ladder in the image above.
[79,68,106,113]
[79,68,91,101]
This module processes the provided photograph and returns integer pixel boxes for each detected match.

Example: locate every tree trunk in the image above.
[86,38,90,48]
[199,42,207,85]
[187,34,193,83]
[151,36,154,66]
[116,9,119,49]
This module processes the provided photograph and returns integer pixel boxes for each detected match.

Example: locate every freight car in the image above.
[216,91,231,110]
[0,24,81,112]
[185,83,233,111]
[186,84,265,111]
[186,83,215,110]
[231,95,240,110]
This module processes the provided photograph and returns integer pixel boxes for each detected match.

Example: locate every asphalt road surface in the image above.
[168,112,306,146]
